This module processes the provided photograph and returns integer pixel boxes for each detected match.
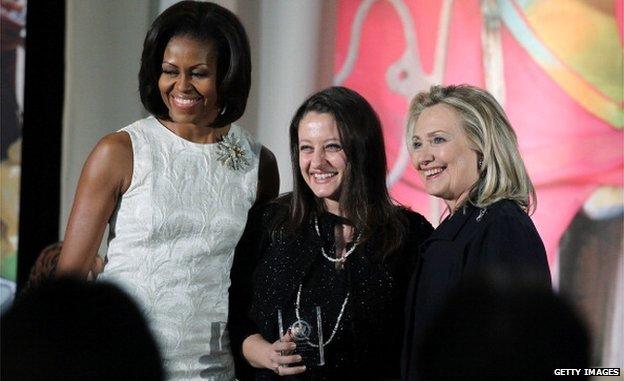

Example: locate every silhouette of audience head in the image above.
[418,273,590,380]
[2,277,164,380]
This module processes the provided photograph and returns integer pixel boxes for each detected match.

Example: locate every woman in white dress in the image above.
[57,2,279,380]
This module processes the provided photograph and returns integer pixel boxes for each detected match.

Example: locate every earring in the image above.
[478,156,484,170]
[219,103,227,116]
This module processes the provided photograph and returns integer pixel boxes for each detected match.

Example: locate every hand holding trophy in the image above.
[266,331,306,376]
[278,283,350,369]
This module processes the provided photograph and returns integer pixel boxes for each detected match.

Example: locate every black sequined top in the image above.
[229,198,433,381]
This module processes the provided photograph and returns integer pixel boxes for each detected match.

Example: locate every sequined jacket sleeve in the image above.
[229,203,271,379]
[229,201,287,380]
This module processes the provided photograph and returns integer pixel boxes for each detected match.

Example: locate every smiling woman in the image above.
[297,112,347,214]
[158,36,220,134]
[409,103,479,211]
[401,85,551,381]
[57,2,279,380]
[228,86,433,380]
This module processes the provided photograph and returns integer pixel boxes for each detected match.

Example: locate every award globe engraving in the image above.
[290,319,312,341]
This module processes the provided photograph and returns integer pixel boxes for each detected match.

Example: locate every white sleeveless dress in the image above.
[99,116,260,381]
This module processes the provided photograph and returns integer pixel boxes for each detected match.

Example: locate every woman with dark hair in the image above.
[229,86,432,380]
[58,2,278,379]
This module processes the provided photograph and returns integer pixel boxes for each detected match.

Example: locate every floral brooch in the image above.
[216,133,250,171]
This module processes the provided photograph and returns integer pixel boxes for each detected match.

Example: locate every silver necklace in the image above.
[313,216,361,263]
[295,283,349,347]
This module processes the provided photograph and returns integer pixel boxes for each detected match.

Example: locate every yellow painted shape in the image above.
[525,0,623,102]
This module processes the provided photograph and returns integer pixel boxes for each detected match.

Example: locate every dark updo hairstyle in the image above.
[139,1,251,128]
[286,86,407,257]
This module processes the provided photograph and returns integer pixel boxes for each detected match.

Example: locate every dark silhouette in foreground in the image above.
[2,277,164,380]
[418,273,590,381]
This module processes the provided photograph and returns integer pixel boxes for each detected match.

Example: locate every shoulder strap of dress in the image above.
[231,124,262,157]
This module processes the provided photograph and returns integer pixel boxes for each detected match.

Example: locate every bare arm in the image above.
[255,146,279,205]
[57,132,132,277]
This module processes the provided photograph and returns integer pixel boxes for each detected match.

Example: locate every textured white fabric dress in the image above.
[98,116,260,381]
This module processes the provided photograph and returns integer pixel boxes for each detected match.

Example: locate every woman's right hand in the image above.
[242,333,306,376]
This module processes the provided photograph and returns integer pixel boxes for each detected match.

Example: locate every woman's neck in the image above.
[160,119,230,144]
[446,190,471,215]
[323,198,342,217]
[320,199,356,246]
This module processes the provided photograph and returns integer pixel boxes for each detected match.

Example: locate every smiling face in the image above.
[298,112,347,214]
[410,103,480,211]
[158,35,219,127]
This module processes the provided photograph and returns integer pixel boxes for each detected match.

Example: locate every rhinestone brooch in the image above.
[216,133,250,171]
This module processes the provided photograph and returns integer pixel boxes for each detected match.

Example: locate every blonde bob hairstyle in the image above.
[407,84,536,214]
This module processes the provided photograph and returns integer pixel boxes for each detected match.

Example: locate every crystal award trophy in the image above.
[277,307,325,367]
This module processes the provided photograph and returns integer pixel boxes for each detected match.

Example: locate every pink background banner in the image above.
[334,0,624,270]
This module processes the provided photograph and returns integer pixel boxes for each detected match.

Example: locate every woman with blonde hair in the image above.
[401,84,551,381]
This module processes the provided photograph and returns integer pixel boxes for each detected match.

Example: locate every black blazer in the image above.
[229,198,433,380]
[401,200,551,381]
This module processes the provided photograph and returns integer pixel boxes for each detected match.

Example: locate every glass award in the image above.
[277,307,325,367]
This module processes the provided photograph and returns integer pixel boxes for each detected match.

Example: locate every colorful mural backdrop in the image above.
[335,0,622,366]
[0,0,26,310]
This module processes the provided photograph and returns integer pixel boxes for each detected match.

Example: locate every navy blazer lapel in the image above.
[407,204,480,316]
[425,204,479,244]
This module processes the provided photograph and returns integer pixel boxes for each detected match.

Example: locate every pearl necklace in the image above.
[313,216,362,263]
[295,284,349,347]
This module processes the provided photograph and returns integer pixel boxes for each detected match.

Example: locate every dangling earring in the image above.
[219,103,227,116]
[478,156,484,170]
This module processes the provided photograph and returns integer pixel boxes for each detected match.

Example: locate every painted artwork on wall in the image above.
[334,0,623,366]
[1,0,27,311]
